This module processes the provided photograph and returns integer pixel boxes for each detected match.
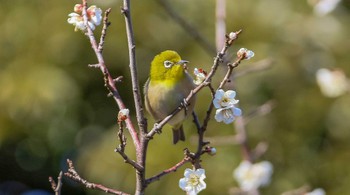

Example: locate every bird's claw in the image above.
[181,99,189,115]
[154,123,162,134]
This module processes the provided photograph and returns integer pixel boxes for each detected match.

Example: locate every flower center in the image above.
[223,108,233,118]
[188,174,200,186]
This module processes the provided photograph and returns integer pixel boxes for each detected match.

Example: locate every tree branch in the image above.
[98,8,112,53]
[81,0,140,149]
[48,171,63,195]
[121,0,147,136]
[115,121,144,171]
[157,0,216,55]
[145,157,190,185]
[65,159,130,195]
[233,58,273,79]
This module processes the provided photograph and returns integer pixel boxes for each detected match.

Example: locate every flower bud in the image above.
[229,32,237,40]
[74,4,83,13]
[118,109,130,122]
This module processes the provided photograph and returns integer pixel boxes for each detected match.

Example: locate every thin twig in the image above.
[49,171,63,195]
[81,0,140,149]
[114,121,144,171]
[218,55,245,89]
[65,159,130,195]
[243,100,276,125]
[114,147,144,171]
[145,157,190,185]
[157,0,216,55]
[233,58,273,79]
[120,1,148,194]
[121,0,147,136]
[98,8,112,53]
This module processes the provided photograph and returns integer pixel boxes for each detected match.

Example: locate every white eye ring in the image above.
[164,60,173,68]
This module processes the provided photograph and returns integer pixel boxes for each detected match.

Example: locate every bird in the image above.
[144,50,196,144]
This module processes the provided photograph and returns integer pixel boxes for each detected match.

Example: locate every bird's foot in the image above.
[154,123,162,134]
[181,99,189,115]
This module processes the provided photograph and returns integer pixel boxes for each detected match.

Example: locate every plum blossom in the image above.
[233,160,273,191]
[179,168,206,195]
[67,4,102,32]
[213,89,239,108]
[306,188,326,195]
[316,68,349,98]
[215,106,242,124]
[213,89,241,124]
[193,68,207,85]
[237,48,255,60]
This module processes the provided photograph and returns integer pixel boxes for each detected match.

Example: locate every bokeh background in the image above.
[1,0,350,194]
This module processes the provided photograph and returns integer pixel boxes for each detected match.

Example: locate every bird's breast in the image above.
[145,74,196,125]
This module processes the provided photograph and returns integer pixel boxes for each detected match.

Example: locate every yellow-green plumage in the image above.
[144,50,196,144]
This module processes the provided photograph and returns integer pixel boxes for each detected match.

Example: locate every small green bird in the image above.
[144,50,196,144]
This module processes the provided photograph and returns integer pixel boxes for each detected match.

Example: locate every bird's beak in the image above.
[177,60,189,70]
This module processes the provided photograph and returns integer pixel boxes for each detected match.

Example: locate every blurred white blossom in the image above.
[309,0,342,16]
[237,48,255,60]
[179,168,206,195]
[67,4,102,32]
[316,68,349,98]
[233,160,273,191]
[305,188,326,195]
[193,68,207,85]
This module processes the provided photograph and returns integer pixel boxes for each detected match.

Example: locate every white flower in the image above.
[67,13,86,32]
[233,160,273,191]
[305,188,326,195]
[215,106,242,124]
[118,108,130,121]
[213,89,239,109]
[179,168,206,195]
[67,4,102,32]
[193,68,207,85]
[312,0,341,16]
[213,89,241,124]
[237,48,255,60]
[316,68,349,98]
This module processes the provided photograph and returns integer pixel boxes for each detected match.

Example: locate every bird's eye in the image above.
[163,60,173,68]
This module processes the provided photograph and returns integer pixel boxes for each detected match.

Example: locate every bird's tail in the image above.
[172,125,185,144]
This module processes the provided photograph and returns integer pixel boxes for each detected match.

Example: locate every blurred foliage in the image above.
[0,0,350,194]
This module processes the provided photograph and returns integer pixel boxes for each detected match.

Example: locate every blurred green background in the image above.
[1,0,350,194]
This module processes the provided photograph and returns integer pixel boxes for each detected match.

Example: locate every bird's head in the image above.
[150,50,189,83]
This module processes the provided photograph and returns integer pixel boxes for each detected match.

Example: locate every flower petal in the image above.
[233,107,242,116]
[213,99,221,109]
[214,89,224,100]
[214,109,224,122]
[184,168,193,177]
[195,169,206,178]
[225,90,236,99]
[179,178,187,190]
